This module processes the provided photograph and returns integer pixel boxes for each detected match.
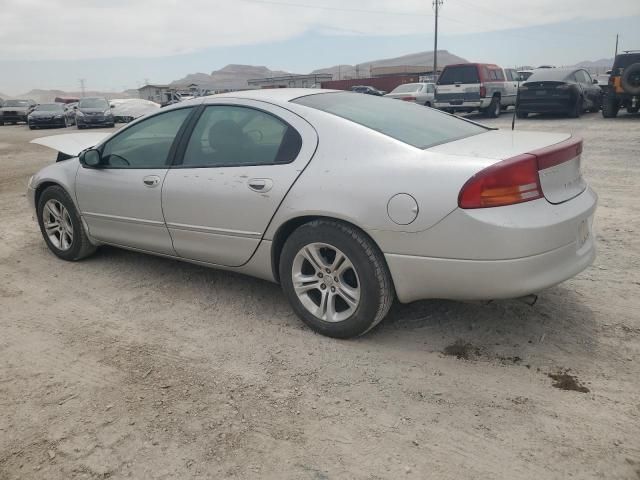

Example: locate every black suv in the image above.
[602,51,640,117]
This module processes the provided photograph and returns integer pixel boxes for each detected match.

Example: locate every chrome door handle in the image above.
[248,178,273,193]
[143,175,161,187]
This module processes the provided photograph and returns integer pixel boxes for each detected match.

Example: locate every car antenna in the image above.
[512,67,520,131]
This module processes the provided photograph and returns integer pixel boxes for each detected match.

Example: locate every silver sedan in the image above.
[28,89,597,338]
[384,82,435,106]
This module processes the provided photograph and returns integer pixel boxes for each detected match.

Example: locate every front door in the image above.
[76,107,194,254]
[162,100,318,266]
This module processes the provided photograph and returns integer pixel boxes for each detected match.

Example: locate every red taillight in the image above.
[480,84,487,97]
[458,137,583,209]
[402,96,417,101]
[458,155,542,209]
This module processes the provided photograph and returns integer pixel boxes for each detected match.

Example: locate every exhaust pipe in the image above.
[516,294,538,306]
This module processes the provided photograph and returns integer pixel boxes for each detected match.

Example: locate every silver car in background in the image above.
[28,89,596,338]
[384,82,435,106]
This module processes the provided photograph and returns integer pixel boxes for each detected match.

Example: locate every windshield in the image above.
[292,92,487,149]
[4,100,29,107]
[391,83,422,94]
[437,65,480,85]
[35,104,64,112]
[79,98,109,109]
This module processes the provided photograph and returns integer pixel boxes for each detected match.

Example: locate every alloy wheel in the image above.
[291,242,360,322]
[42,199,73,250]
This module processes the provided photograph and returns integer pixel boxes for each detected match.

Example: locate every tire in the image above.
[602,93,620,118]
[37,186,96,261]
[279,219,394,338]
[568,96,583,118]
[108,123,115,128]
[628,106,639,114]
[621,63,640,96]
[77,124,84,129]
[588,98,601,113]
[29,125,35,130]
[485,96,501,118]
[516,109,528,119]
[424,102,431,107]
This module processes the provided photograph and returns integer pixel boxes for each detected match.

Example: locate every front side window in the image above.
[100,107,192,168]
[180,105,302,167]
[293,92,487,149]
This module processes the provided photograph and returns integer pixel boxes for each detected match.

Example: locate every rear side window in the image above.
[487,69,505,81]
[180,105,302,167]
[437,65,480,85]
[292,92,487,149]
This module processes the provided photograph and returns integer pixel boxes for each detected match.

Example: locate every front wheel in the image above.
[568,96,583,118]
[279,220,394,338]
[37,186,96,261]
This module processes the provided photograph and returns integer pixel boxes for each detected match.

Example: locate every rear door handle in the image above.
[143,175,161,187]
[248,178,273,193]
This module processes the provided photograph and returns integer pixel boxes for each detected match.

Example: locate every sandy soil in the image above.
[1,112,639,479]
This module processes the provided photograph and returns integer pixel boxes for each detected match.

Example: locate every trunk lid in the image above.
[429,130,586,204]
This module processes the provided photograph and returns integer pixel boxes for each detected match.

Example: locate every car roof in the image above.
[202,88,339,103]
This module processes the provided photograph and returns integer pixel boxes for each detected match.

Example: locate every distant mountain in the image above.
[7,89,135,104]
[311,50,468,79]
[573,58,614,68]
[171,64,292,90]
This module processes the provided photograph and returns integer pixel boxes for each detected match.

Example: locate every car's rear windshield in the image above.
[4,100,29,107]
[437,65,480,85]
[526,69,572,82]
[35,103,64,111]
[391,83,423,93]
[79,98,108,109]
[292,92,488,149]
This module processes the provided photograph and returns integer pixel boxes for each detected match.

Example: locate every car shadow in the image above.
[87,246,600,366]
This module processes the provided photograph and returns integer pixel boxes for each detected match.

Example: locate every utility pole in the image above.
[79,78,86,97]
[614,34,619,57]
[433,0,443,80]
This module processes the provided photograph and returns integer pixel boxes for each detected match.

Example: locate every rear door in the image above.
[162,99,318,267]
[504,69,519,105]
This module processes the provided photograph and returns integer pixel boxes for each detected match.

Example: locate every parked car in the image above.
[28,103,76,129]
[110,98,160,123]
[384,83,435,106]
[75,97,115,129]
[516,68,602,118]
[602,51,640,117]
[350,85,385,96]
[434,63,518,117]
[28,89,596,338]
[0,99,36,125]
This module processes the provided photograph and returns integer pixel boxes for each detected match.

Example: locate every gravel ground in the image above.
[1,111,639,479]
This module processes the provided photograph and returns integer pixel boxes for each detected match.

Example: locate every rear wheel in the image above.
[485,96,501,118]
[424,101,431,107]
[628,106,639,114]
[279,220,394,338]
[602,93,620,118]
[37,186,96,261]
[568,96,583,118]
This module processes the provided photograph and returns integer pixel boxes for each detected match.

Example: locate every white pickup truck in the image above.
[434,63,519,117]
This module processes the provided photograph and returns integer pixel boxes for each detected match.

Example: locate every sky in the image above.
[1,0,639,95]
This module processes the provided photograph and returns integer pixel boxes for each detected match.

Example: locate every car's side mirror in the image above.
[73,106,78,110]
[110,104,115,108]
[79,148,102,168]
[592,79,598,84]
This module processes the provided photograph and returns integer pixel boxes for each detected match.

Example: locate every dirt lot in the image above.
[1,111,639,480]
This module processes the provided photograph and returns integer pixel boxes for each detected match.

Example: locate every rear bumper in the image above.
[386,230,595,303]
[434,98,491,110]
[517,99,573,113]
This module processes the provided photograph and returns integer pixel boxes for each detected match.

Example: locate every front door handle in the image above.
[248,178,273,193]
[143,175,161,188]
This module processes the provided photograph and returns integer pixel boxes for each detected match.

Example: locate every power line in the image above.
[239,0,434,17]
